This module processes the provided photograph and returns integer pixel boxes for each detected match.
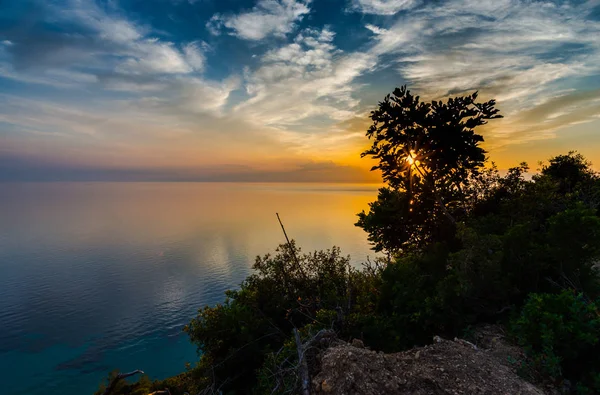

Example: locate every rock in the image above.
[321,380,332,393]
[454,337,478,350]
[311,326,545,395]
[351,338,365,348]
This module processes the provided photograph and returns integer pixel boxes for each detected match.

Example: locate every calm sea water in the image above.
[0,182,379,395]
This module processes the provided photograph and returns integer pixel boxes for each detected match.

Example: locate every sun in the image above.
[406,151,417,166]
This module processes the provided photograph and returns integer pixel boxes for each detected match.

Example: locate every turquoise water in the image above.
[0,182,378,395]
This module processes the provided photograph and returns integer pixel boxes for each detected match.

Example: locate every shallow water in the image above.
[0,182,379,395]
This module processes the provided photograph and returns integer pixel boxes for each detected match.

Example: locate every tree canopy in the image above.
[357,86,502,253]
[362,86,501,191]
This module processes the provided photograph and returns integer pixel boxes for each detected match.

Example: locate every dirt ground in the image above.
[311,326,545,395]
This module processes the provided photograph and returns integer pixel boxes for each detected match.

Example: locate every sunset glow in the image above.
[1,0,600,182]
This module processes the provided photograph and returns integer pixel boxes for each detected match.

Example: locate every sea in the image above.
[0,182,380,395]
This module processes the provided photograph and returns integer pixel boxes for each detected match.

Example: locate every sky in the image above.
[1,0,600,182]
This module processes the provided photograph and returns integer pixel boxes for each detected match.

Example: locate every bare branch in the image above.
[294,328,311,395]
[101,370,145,395]
[276,213,307,280]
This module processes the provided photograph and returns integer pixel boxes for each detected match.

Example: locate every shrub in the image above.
[183,242,380,394]
[511,291,600,392]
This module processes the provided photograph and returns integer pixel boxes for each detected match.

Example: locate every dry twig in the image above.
[294,328,311,395]
[101,370,145,395]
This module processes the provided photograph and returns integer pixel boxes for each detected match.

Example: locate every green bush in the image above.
[511,291,600,392]
[183,242,381,394]
[94,370,196,395]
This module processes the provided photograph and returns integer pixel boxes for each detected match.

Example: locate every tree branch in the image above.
[276,213,307,280]
[294,328,311,395]
[101,370,145,395]
[413,163,456,224]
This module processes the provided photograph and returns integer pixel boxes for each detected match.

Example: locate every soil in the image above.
[311,326,545,395]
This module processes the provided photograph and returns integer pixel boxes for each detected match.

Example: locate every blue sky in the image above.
[1,0,600,181]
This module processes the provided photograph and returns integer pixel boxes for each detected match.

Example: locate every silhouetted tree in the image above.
[358,86,502,254]
[539,151,596,194]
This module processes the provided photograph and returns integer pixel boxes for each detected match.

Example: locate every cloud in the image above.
[0,92,376,182]
[0,0,229,117]
[115,41,194,75]
[363,0,600,145]
[1,0,208,77]
[0,0,378,181]
[0,87,308,166]
[175,75,241,115]
[0,62,98,88]
[60,0,143,43]
[0,151,379,182]
[207,0,311,40]
[110,39,208,76]
[351,0,417,15]
[64,0,206,76]
[183,42,206,71]
[238,28,375,125]
[485,89,600,149]
[222,26,379,159]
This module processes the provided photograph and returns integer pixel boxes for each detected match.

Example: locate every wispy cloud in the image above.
[231,27,376,155]
[2,0,209,79]
[350,0,417,15]
[485,89,600,148]
[364,0,600,146]
[207,0,312,40]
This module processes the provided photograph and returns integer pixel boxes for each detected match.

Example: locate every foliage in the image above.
[94,370,131,395]
[183,242,381,394]
[541,151,598,195]
[511,291,600,392]
[254,325,336,395]
[254,335,299,395]
[94,370,196,395]
[362,86,501,191]
[357,86,502,253]
[355,186,433,253]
